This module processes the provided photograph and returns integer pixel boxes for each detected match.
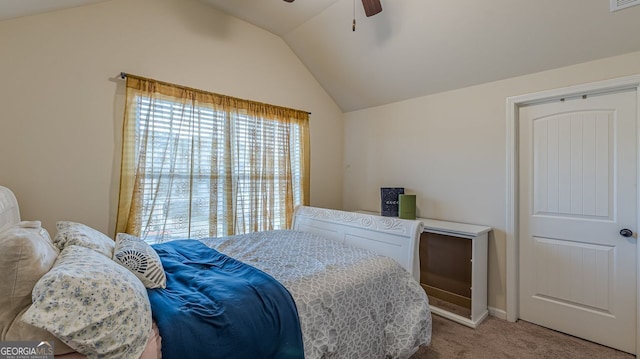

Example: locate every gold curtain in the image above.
[116,75,310,242]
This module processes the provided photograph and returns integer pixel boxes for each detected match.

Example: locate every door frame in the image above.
[505,74,640,353]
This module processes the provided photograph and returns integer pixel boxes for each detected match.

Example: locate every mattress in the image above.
[55,229,431,359]
[202,229,432,359]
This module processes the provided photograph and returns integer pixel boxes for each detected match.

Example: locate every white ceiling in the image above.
[0,0,111,21]
[204,0,640,112]
[2,0,640,112]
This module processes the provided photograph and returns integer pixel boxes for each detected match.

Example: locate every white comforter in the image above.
[201,229,431,359]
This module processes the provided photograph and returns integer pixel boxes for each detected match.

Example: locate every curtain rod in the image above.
[119,72,311,115]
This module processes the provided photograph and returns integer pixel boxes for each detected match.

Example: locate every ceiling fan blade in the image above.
[361,0,382,17]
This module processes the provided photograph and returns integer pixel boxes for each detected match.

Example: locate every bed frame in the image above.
[0,186,20,232]
[0,187,428,358]
[292,206,423,281]
[0,186,423,282]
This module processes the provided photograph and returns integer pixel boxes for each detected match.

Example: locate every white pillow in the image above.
[0,221,74,354]
[54,221,114,257]
[21,245,152,359]
[113,233,166,289]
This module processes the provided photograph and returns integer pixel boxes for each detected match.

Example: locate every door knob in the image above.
[619,228,633,238]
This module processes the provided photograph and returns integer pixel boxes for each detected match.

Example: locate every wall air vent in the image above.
[610,0,640,12]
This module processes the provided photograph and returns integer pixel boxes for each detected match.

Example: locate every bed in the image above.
[0,185,431,359]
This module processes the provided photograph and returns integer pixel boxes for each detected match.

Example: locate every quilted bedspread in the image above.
[201,229,432,359]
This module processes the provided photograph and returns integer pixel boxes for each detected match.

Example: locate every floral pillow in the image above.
[113,233,166,289]
[21,245,152,359]
[54,221,114,257]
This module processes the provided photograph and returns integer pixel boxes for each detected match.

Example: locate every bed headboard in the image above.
[292,206,423,282]
[0,186,20,233]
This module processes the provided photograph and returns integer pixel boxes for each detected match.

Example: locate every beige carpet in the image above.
[410,314,634,359]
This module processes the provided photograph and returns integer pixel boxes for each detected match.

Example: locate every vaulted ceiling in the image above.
[3,0,640,112]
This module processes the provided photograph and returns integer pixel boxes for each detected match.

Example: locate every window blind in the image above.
[134,96,302,243]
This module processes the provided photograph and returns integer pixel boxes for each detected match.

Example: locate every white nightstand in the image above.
[419,217,491,328]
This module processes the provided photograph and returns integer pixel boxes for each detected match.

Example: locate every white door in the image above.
[519,89,637,354]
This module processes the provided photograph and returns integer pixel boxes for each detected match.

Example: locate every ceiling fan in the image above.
[283,0,383,17]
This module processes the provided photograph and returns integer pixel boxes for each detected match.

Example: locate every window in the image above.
[116,76,309,243]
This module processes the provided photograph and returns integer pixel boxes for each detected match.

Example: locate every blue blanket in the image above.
[148,240,304,359]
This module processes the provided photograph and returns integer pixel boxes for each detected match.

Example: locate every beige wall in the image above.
[0,0,344,236]
[343,51,640,312]
[3,0,640,315]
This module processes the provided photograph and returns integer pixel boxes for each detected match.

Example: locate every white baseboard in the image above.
[488,306,507,320]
